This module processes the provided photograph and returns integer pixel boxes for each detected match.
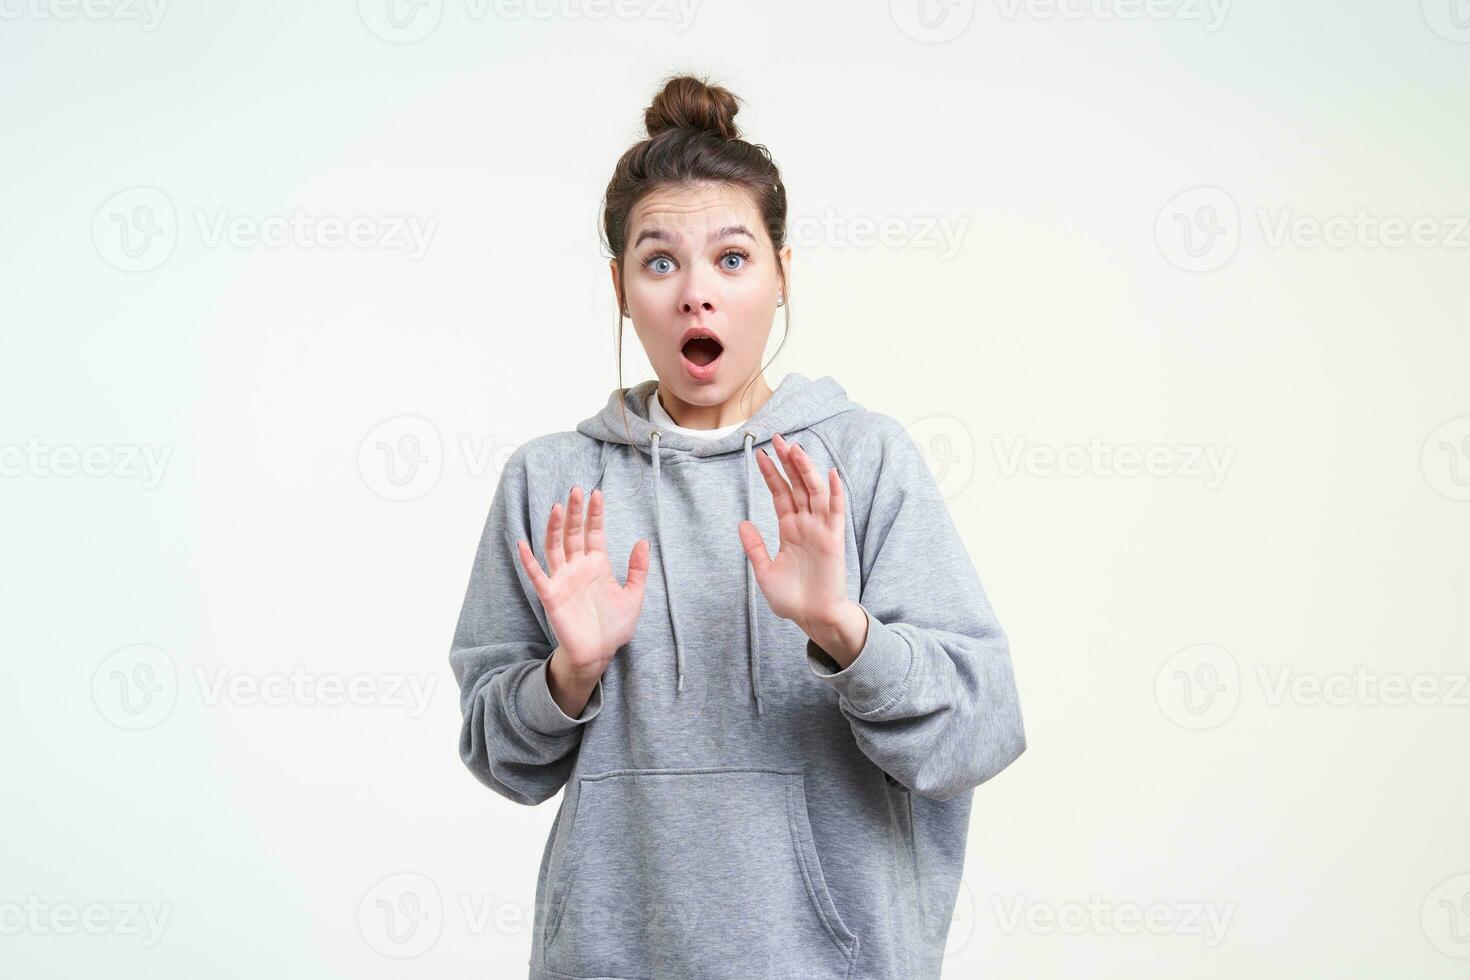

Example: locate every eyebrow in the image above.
[632,225,756,249]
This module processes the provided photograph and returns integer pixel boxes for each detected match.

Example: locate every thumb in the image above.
[737,520,772,580]
[622,538,650,595]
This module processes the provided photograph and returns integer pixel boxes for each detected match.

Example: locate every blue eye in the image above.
[640,248,751,275]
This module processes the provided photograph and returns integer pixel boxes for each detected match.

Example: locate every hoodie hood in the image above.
[575,372,860,714]
[577,371,858,458]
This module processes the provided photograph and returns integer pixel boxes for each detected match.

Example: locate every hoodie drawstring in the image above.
[742,430,763,715]
[648,430,686,694]
[647,428,765,715]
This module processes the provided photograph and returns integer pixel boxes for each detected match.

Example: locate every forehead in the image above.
[627,183,766,246]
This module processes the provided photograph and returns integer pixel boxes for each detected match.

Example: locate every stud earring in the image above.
[776,294,784,307]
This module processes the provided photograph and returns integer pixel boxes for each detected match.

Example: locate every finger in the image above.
[737,520,773,580]
[585,487,606,554]
[753,443,795,520]
[563,485,586,560]
[771,433,810,512]
[544,502,564,575]
[788,440,828,515]
[623,538,650,594]
[517,538,551,596]
[827,467,845,534]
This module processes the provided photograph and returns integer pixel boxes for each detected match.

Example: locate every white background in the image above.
[3,0,1469,977]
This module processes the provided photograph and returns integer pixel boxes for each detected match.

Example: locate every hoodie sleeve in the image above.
[805,419,1025,802]
[449,444,603,807]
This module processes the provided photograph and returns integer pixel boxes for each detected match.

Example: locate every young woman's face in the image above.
[614,182,790,406]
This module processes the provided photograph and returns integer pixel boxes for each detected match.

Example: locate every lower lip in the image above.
[681,348,723,381]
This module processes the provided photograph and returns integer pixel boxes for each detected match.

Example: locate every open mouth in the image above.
[681,336,723,367]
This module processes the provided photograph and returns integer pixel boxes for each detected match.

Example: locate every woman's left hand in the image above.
[738,432,869,668]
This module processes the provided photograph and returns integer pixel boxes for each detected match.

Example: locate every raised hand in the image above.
[737,432,867,666]
[517,486,650,709]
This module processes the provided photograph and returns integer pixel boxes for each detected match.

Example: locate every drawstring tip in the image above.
[676,674,685,693]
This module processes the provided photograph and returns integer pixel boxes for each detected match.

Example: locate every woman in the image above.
[449,74,1026,980]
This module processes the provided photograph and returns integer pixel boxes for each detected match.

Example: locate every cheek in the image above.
[725,275,775,311]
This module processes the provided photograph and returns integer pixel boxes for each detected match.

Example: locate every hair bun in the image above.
[644,74,741,141]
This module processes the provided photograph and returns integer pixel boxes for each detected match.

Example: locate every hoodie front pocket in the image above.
[543,766,857,980]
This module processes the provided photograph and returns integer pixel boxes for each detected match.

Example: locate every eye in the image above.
[641,253,675,275]
[720,248,750,271]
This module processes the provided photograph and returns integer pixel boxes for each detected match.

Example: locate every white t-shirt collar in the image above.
[646,387,747,441]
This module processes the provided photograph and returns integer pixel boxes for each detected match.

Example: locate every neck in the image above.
[657,373,774,429]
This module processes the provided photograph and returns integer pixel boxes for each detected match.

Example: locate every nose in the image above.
[677,268,717,316]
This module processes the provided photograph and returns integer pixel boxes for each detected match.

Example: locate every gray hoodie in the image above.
[450,371,1026,980]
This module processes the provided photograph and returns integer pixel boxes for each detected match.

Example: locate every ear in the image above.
[778,245,793,293]
[609,258,622,310]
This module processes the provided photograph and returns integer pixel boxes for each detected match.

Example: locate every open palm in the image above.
[517,486,649,682]
[737,432,850,634]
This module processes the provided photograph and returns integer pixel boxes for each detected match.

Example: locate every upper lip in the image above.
[679,326,724,353]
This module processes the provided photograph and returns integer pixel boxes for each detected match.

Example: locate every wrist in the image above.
[803,600,869,670]
[547,647,600,717]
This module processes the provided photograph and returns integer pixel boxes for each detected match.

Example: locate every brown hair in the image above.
[601,73,791,438]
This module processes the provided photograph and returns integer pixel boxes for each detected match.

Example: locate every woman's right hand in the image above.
[517,485,649,713]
